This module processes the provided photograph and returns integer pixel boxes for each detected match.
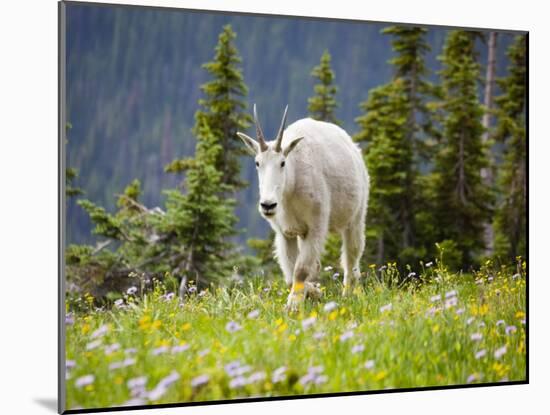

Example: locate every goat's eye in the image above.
[255,161,259,167]
[281,160,286,168]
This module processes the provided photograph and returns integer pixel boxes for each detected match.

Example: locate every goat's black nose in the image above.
[260,202,277,211]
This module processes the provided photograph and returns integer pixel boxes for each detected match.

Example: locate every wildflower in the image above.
[75,375,95,388]
[340,330,354,342]
[123,398,147,406]
[149,371,180,400]
[478,322,486,328]
[314,375,328,385]
[171,344,190,354]
[190,374,210,388]
[313,331,326,340]
[126,286,138,295]
[496,320,506,326]
[352,344,365,354]
[379,303,392,313]
[445,297,458,309]
[271,366,287,383]
[430,294,441,302]
[302,316,317,330]
[247,309,260,319]
[114,299,125,309]
[471,333,483,341]
[162,292,175,302]
[188,286,197,294]
[66,360,76,369]
[125,348,137,355]
[408,272,416,278]
[152,346,169,356]
[494,346,507,359]
[466,317,475,325]
[425,262,433,267]
[364,360,375,370]
[323,266,333,272]
[512,273,520,280]
[224,360,242,376]
[105,343,120,355]
[248,371,266,383]
[90,324,109,339]
[456,308,465,315]
[229,376,249,389]
[475,349,487,359]
[466,373,480,383]
[65,314,75,325]
[198,348,210,357]
[225,321,242,333]
[323,301,338,313]
[127,376,147,390]
[505,326,517,335]
[308,365,324,375]
[198,290,208,297]
[332,272,340,280]
[378,265,387,272]
[108,358,136,370]
[86,340,102,351]
[299,372,316,386]
[445,290,458,298]
[520,319,526,325]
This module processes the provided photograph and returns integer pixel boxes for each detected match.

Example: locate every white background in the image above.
[0,0,546,414]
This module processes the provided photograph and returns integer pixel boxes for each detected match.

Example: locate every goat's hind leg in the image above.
[341,222,365,296]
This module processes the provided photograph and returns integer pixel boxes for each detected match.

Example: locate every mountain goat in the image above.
[237,105,369,309]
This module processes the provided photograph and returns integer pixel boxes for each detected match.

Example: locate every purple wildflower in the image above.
[229,376,249,389]
[505,325,517,335]
[364,360,375,370]
[494,346,507,359]
[152,346,169,356]
[86,340,102,351]
[379,303,392,313]
[171,344,190,354]
[225,321,242,333]
[65,314,75,325]
[105,343,120,355]
[126,286,138,295]
[471,333,483,341]
[340,330,354,342]
[75,375,95,388]
[247,309,260,319]
[90,324,109,339]
[271,366,287,383]
[475,349,487,359]
[313,331,326,340]
[190,374,210,388]
[323,301,338,312]
[302,316,317,330]
[352,344,365,354]
[430,294,441,302]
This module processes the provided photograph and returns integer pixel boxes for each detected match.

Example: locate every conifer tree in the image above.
[493,36,527,260]
[159,113,237,287]
[65,123,83,198]
[355,26,435,265]
[355,80,413,264]
[429,31,492,267]
[308,50,340,125]
[307,50,342,268]
[194,24,252,192]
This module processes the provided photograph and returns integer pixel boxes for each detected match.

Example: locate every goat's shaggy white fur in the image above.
[239,116,369,309]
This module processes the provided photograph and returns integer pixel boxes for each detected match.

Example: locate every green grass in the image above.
[65,260,526,410]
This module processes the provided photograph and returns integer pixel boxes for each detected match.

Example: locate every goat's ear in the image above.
[283,136,304,157]
[236,132,260,156]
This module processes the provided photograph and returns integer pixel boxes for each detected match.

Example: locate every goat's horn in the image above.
[253,104,268,152]
[275,105,288,152]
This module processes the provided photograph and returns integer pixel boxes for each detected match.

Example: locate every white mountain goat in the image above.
[237,105,370,309]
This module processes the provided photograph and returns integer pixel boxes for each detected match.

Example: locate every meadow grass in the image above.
[65,260,526,410]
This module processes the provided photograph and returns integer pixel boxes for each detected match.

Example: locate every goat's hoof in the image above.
[305,282,322,300]
[285,292,304,312]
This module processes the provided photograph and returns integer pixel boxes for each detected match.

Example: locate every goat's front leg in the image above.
[286,226,327,311]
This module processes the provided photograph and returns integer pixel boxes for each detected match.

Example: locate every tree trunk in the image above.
[481,32,497,255]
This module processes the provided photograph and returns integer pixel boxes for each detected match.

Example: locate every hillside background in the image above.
[66,3,516,247]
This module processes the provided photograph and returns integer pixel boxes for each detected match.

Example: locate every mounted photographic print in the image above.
[59,1,528,413]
